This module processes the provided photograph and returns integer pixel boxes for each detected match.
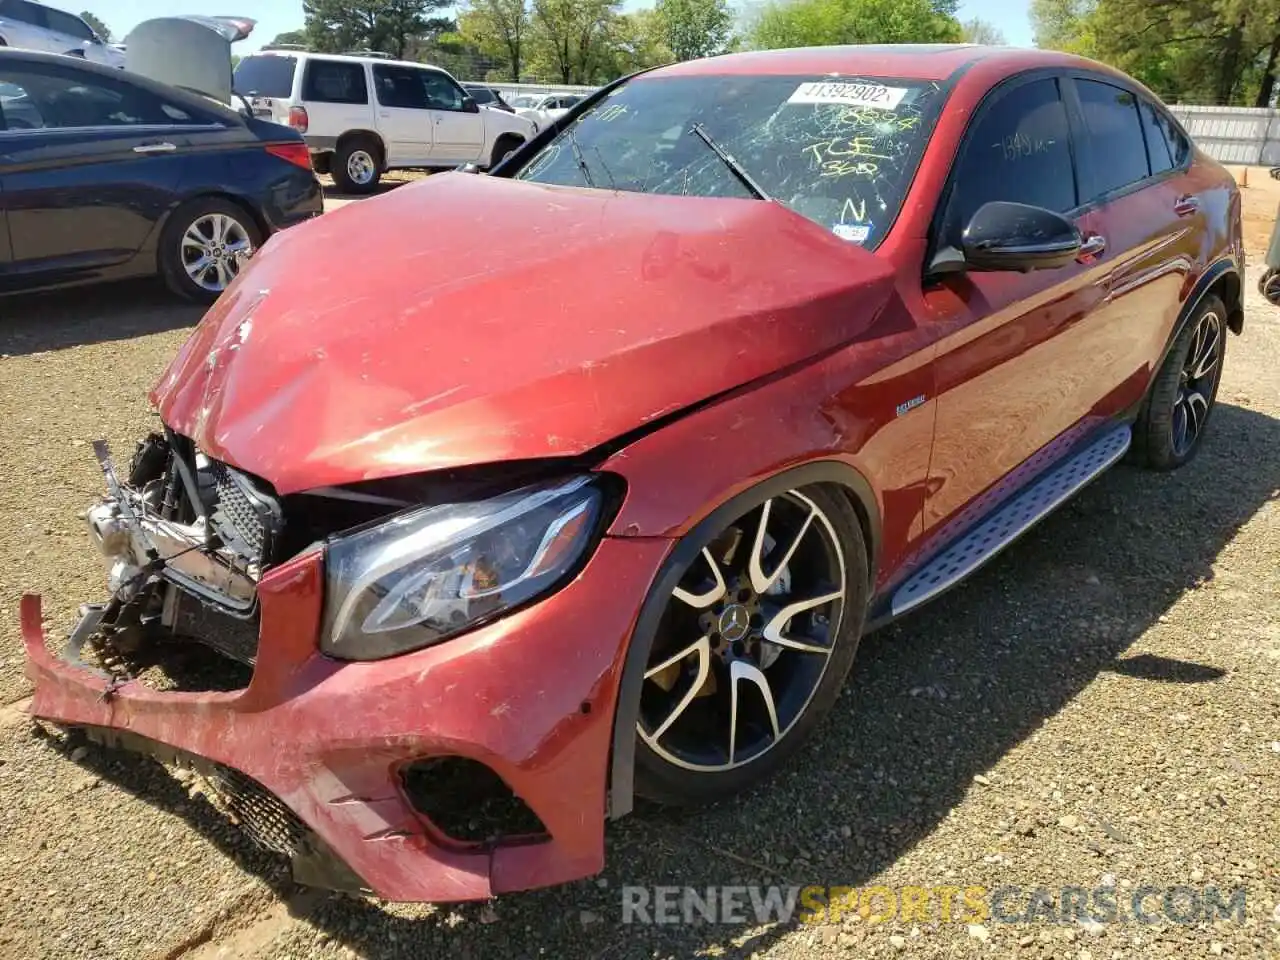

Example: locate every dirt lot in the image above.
[0,173,1277,960]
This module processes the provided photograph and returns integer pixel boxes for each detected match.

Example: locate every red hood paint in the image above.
[153,173,898,494]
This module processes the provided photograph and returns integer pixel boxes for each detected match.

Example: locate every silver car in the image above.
[0,0,124,67]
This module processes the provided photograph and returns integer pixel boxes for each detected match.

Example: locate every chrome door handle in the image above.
[1173,195,1200,217]
[1077,234,1106,261]
[133,142,176,153]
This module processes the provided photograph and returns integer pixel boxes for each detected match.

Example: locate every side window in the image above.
[418,71,464,111]
[1153,108,1191,168]
[303,60,368,105]
[1140,99,1173,174]
[373,64,427,109]
[1,0,45,27]
[45,8,94,40]
[0,69,201,129]
[1074,78,1150,198]
[943,77,1076,242]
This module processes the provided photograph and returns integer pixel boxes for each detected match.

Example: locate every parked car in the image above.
[509,90,583,132]
[232,51,536,192]
[23,45,1244,903]
[0,24,321,302]
[0,0,123,67]
[462,81,515,113]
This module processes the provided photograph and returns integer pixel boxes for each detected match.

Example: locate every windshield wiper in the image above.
[688,122,771,202]
[567,127,595,188]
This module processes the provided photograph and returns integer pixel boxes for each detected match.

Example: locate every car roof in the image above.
[650,43,1121,84]
[0,46,242,120]
[249,49,455,76]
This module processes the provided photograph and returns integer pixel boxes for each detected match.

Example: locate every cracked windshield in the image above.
[515,74,942,249]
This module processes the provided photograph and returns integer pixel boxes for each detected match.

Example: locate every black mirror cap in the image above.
[961,200,1082,272]
[462,96,480,113]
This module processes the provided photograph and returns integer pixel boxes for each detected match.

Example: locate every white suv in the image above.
[233,51,536,193]
[0,0,123,67]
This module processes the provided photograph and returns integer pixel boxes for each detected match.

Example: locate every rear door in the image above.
[0,0,53,53]
[233,52,299,124]
[1064,75,1203,410]
[0,61,203,276]
[920,72,1106,539]
[371,63,432,165]
[417,68,484,162]
[41,5,97,56]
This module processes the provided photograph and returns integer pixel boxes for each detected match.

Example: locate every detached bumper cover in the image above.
[22,537,671,902]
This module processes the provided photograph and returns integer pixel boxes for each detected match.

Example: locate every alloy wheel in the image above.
[180,213,253,293]
[637,490,847,771]
[1171,308,1223,457]
[346,149,376,186]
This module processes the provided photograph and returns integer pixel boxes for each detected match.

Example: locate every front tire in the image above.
[158,197,262,305]
[633,485,868,806]
[1133,294,1226,470]
[489,134,524,170]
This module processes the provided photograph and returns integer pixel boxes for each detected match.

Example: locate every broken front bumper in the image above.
[22,536,671,902]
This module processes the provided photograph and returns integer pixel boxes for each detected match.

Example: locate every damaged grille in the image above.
[203,762,308,857]
[205,459,280,564]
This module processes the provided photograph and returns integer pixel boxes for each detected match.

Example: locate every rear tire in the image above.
[1132,294,1226,470]
[633,484,868,807]
[332,138,382,194]
[158,197,262,305]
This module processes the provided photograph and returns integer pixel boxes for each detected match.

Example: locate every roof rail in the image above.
[341,49,394,59]
[263,43,307,51]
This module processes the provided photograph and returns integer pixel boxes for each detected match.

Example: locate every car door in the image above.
[0,62,196,277]
[918,72,1109,539]
[41,5,99,58]
[417,68,483,163]
[371,63,433,165]
[1063,75,1202,411]
[0,0,52,52]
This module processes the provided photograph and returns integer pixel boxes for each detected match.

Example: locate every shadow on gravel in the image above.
[0,280,203,357]
[48,402,1280,960]
[322,179,415,204]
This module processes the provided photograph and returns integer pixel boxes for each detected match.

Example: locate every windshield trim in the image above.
[501,70,956,253]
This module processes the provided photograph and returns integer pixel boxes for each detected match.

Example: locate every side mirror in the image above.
[958,201,1082,272]
[461,96,479,114]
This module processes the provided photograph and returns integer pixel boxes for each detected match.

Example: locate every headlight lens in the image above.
[322,476,603,660]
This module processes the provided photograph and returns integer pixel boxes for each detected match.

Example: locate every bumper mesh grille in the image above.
[209,461,268,557]
[204,763,307,857]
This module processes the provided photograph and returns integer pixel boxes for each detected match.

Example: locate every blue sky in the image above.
[82,0,1034,55]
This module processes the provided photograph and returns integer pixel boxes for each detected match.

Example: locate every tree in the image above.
[457,0,531,80]
[748,0,963,50]
[268,29,308,47]
[303,0,453,59]
[961,17,1005,45]
[529,0,619,84]
[79,11,110,41]
[1028,0,1094,52]
[654,0,734,61]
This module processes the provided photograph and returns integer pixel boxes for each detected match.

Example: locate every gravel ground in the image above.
[0,173,1277,960]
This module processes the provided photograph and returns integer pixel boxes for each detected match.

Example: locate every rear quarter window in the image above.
[302,59,368,104]
[1075,78,1151,198]
[233,55,297,98]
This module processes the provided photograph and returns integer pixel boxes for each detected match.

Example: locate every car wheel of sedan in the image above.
[159,198,262,305]
[332,139,382,194]
[633,484,868,806]
[1134,294,1226,470]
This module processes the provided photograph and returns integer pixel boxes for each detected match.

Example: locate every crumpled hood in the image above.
[153,173,898,494]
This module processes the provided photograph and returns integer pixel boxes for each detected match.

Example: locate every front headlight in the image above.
[321,476,604,661]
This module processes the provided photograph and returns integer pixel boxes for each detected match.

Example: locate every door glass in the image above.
[303,60,368,104]
[373,65,428,109]
[1140,99,1173,174]
[418,71,464,111]
[45,8,93,40]
[1152,108,1190,167]
[0,70,200,128]
[943,77,1075,243]
[1075,78,1150,199]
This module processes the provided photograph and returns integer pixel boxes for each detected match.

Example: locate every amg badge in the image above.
[895,394,927,417]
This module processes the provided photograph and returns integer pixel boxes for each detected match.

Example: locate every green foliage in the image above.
[267,30,308,48]
[303,0,454,59]
[653,0,734,61]
[79,11,110,41]
[528,0,622,83]
[961,17,1005,45]
[457,0,531,80]
[747,0,963,50]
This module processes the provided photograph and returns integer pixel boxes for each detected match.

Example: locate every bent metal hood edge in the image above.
[152,174,898,495]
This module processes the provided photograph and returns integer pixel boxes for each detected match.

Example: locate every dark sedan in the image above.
[0,48,322,302]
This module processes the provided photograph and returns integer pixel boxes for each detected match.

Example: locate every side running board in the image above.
[891,424,1132,617]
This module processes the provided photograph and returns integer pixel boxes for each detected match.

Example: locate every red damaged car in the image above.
[23,44,1243,901]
